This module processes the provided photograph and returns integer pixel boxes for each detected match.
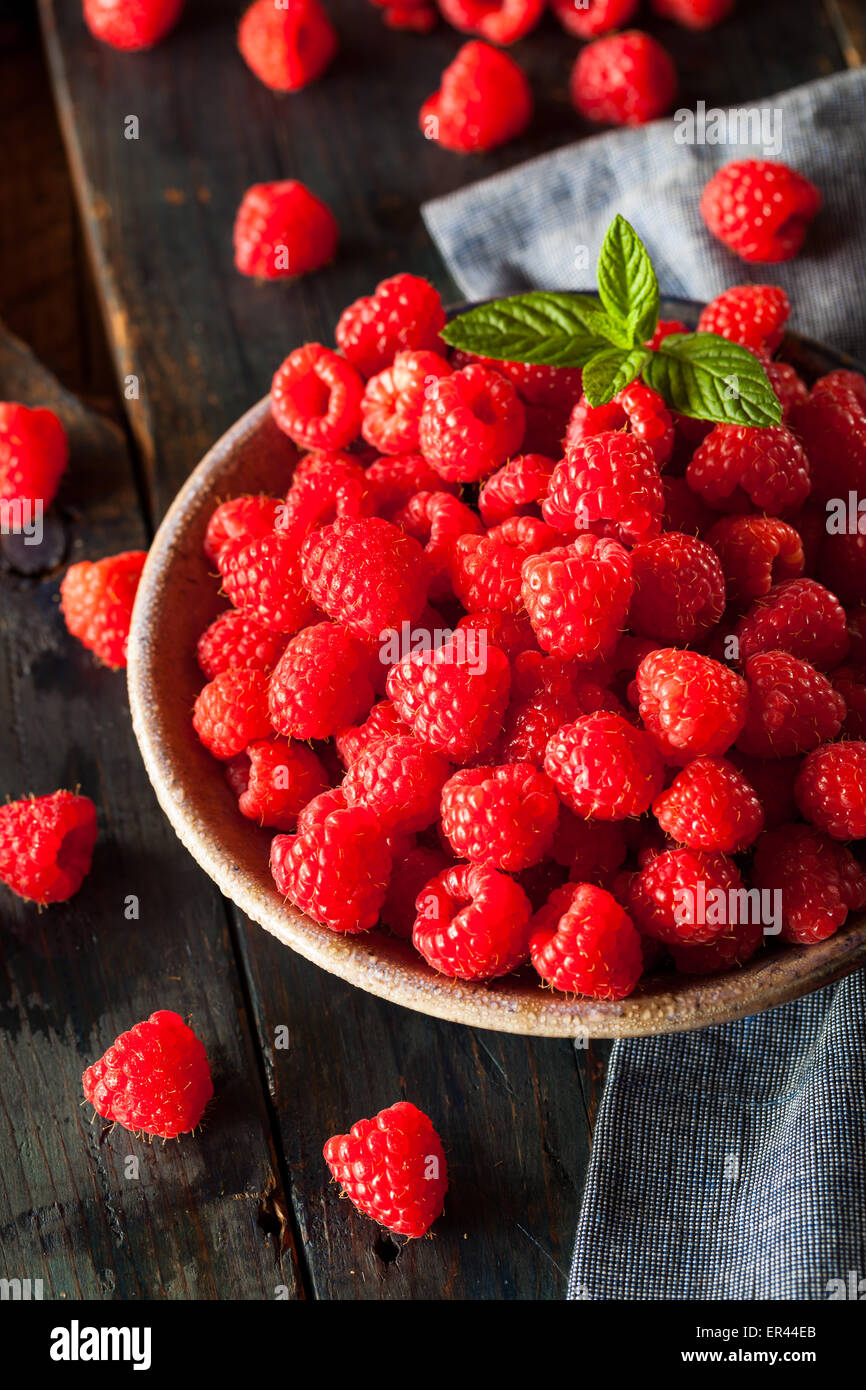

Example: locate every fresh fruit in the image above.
[193,668,273,759]
[543,431,664,544]
[696,285,790,353]
[233,180,338,279]
[652,756,764,852]
[419,364,525,482]
[83,0,184,49]
[521,536,634,663]
[60,550,147,669]
[301,515,430,640]
[751,823,866,944]
[635,648,748,764]
[412,861,532,979]
[386,637,511,763]
[628,533,726,644]
[626,846,744,945]
[436,0,545,43]
[736,651,846,758]
[795,741,866,842]
[337,274,446,379]
[570,31,677,127]
[529,882,643,997]
[545,710,664,820]
[552,0,639,38]
[342,735,452,834]
[232,737,328,830]
[0,402,67,511]
[700,159,821,263]
[360,350,452,455]
[686,424,811,517]
[82,1011,213,1139]
[271,789,391,932]
[420,41,532,153]
[238,0,337,91]
[268,622,378,740]
[439,762,559,870]
[271,344,364,451]
[0,791,97,905]
[323,1101,447,1238]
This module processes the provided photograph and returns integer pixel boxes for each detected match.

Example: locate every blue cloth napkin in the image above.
[423,66,866,1301]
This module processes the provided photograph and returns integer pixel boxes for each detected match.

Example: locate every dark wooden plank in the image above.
[825,0,866,66]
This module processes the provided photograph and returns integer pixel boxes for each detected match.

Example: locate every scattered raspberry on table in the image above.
[0,791,97,906]
[82,1010,213,1139]
[324,1101,447,1238]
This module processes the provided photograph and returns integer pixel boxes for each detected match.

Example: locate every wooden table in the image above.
[0,0,863,1301]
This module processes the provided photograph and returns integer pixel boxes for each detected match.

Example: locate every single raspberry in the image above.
[499,651,620,765]
[636,648,748,764]
[232,737,328,830]
[83,0,183,49]
[323,1101,447,1238]
[271,788,390,932]
[271,344,364,452]
[455,609,537,663]
[735,578,850,671]
[205,495,285,567]
[818,531,866,609]
[453,516,557,615]
[551,0,638,38]
[700,160,821,263]
[450,351,583,407]
[268,622,377,740]
[238,0,336,91]
[570,31,677,127]
[192,668,273,759]
[222,531,318,635]
[343,735,452,834]
[543,432,664,544]
[792,381,866,504]
[439,762,559,871]
[553,812,627,883]
[420,41,532,153]
[565,383,674,469]
[811,369,866,410]
[300,515,429,641]
[393,490,483,602]
[82,1011,212,1139]
[661,476,715,537]
[529,882,643,998]
[365,453,459,520]
[545,710,664,820]
[60,550,147,669]
[436,0,545,43]
[752,823,866,944]
[282,451,372,537]
[686,425,811,517]
[379,2,438,31]
[412,862,531,980]
[233,180,338,280]
[336,699,410,769]
[419,364,525,483]
[697,285,790,353]
[0,791,97,905]
[386,637,511,763]
[705,515,805,607]
[651,0,735,26]
[521,535,633,662]
[671,915,763,975]
[381,845,450,939]
[626,847,744,946]
[478,454,557,528]
[360,350,452,455]
[766,361,809,420]
[336,274,446,379]
[795,741,866,842]
[197,609,288,680]
[628,533,726,644]
[735,651,845,758]
[653,756,764,853]
[0,402,67,511]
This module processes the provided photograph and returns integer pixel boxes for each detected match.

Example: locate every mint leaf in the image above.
[566,294,634,349]
[597,215,660,345]
[642,333,783,428]
[440,292,611,367]
[582,348,651,407]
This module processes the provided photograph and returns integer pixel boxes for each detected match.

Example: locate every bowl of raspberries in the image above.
[127,221,866,1038]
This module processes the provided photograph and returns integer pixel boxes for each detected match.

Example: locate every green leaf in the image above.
[565,294,634,349]
[642,333,783,428]
[597,215,660,346]
[582,348,651,407]
[440,292,612,367]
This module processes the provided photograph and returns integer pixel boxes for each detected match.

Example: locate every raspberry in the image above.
[636,648,748,764]
[192,668,273,759]
[553,812,627,883]
[735,651,845,758]
[626,847,744,946]
[238,0,336,91]
[393,490,483,602]
[365,453,458,520]
[565,383,674,469]
[60,550,147,669]
[792,380,866,504]
[197,609,288,680]
[628,533,726,644]
[570,31,677,127]
[751,823,866,944]
[386,637,511,762]
[412,862,531,979]
[735,578,850,671]
[360,350,452,455]
[499,651,619,765]
[0,791,97,905]
[478,454,557,528]
[381,845,450,939]
[795,741,866,842]
[543,432,664,544]
[686,425,811,517]
[671,915,763,975]
[818,531,866,609]
[647,319,689,349]
[766,361,808,420]
[521,535,633,662]
[545,710,664,820]
[83,0,183,49]
[233,181,338,280]
[0,402,67,511]
[437,0,545,43]
[653,756,764,853]
[812,369,866,410]
[551,0,638,38]
[323,1101,447,1238]
[529,882,643,998]
[419,364,525,483]
[450,352,584,408]
[379,2,438,31]
[420,41,533,153]
[336,274,446,379]
[301,515,430,641]
[271,787,391,932]
[343,735,452,834]
[700,159,822,263]
[652,0,735,25]
[453,516,557,615]
[705,515,805,607]
[222,531,318,635]
[283,452,372,537]
[205,495,285,566]
[439,762,559,870]
[271,344,364,452]
[697,285,790,353]
[454,609,537,663]
[336,699,410,769]
[82,1011,212,1139]
[268,622,377,739]
[232,737,328,830]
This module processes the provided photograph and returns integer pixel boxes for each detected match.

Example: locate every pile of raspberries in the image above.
[185,272,866,1002]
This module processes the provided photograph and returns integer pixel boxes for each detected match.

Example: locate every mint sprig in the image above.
[441,216,782,429]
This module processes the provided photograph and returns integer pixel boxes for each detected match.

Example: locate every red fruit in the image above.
[323,1101,447,1238]
[629,533,726,644]
[686,424,811,517]
[455,609,537,663]
[379,2,438,31]
[360,350,452,455]
[233,180,338,280]
[551,0,638,38]
[752,823,866,944]
[343,735,452,834]
[437,0,545,43]
[453,516,557,615]
[766,361,809,420]
[521,535,634,663]
[636,648,748,765]
[0,791,97,905]
[697,285,790,353]
[543,432,664,545]
[671,915,762,975]
[336,274,446,379]
[439,762,559,871]
[420,41,532,153]
[271,344,364,451]
[545,710,664,820]
[271,789,391,933]
[700,159,821,263]
[736,651,845,758]
[565,382,674,469]
[386,637,511,763]
[222,530,318,635]
[412,862,531,979]
[192,668,273,759]
[282,452,372,537]
[197,610,288,680]
[626,847,744,946]
[792,380,866,504]
[233,737,328,830]
[499,652,619,765]
[0,402,67,514]
[83,0,183,49]
[652,0,735,26]
[478,453,557,528]
[704,515,805,607]
[419,364,525,483]
[82,1011,212,1139]
[727,748,799,829]
[450,351,583,408]
[392,490,483,602]
[365,453,459,520]
[661,475,715,537]
[238,0,336,91]
[301,515,430,641]
[336,699,410,769]
[795,741,866,842]
[570,31,677,127]
[268,622,377,740]
[735,577,850,671]
[529,882,643,998]
[381,845,450,939]
[653,756,764,853]
[647,318,689,349]
[205,495,285,566]
[60,550,147,669]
